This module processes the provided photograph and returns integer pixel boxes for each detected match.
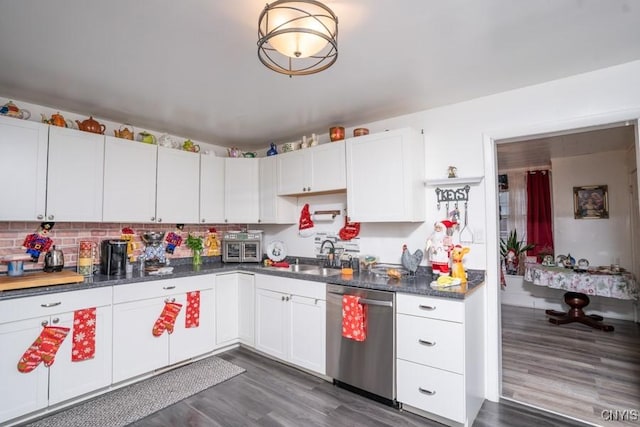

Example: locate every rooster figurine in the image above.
[401,244,423,275]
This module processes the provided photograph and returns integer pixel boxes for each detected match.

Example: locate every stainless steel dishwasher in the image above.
[326,284,396,406]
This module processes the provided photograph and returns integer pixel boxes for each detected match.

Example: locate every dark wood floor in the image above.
[502,304,640,427]
[131,347,590,427]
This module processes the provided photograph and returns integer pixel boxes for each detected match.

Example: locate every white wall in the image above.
[552,150,632,267]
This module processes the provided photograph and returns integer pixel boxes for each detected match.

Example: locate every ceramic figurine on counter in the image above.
[401,244,423,275]
[22,222,55,261]
[120,227,137,261]
[205,228,220,256]
[425,220,456,275]
[450,245,470,283]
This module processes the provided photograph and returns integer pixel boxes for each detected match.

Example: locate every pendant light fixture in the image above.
[258,0,338,76]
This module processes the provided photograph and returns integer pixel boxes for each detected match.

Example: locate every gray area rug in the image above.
[26,355,245,427]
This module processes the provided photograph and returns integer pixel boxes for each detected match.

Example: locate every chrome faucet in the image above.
[320,240,336,267]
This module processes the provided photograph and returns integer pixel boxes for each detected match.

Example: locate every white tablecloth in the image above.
[524,264,639,301]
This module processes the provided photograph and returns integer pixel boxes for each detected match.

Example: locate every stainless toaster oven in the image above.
[222,231,262,263]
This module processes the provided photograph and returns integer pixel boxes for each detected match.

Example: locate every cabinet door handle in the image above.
[286,296,290,301]
[41,320,48,327]
[419,304,436,311]
[37,214,44,220]
[157,218,162,223]
[163,286,176,290]
[418,387,436,396]
[201,218,206,223]
[151,216,155,221]
[52,317,60,324]
[418,339,436,346]
[281,296,285,301]
[40,302,62,308]
[164,297,175,303]
[47,214,55,220]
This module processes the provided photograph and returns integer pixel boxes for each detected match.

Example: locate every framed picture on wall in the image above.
[573,185,609,219]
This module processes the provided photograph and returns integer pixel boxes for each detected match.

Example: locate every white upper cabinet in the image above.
[103,136,158,222]
[346,128,425,222]
[277,141,346,195]
[47,126,104,222]
[200,154,226,224]
[156,146,200,224]
[0,116,48,221]
[224,158,259,223]
[259,156,297,224]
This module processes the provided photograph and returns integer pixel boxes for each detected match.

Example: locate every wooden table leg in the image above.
[545,291,614,332]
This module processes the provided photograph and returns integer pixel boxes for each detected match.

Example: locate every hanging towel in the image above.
[342,295,366,342]
[185,290,201,328]
[72,307,97,361]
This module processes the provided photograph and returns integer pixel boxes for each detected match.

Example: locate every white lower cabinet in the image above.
[112,275,215,383]
[215,273,240,347]
[0,287,112,425]
[254,274,326,375]
[396,290,485,426]
[237,272,255,346]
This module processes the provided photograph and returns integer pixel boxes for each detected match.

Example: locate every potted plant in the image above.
[500,230,535,275]
[185,233,204,266]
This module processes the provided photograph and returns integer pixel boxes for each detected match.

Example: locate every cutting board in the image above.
[0,270,85,292]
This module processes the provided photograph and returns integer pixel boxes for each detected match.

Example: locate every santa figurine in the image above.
[426,220,457,275]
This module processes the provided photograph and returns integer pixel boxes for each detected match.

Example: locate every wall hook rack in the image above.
[435,185,470,210]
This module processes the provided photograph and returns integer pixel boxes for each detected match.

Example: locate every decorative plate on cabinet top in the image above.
[267,240,287,262]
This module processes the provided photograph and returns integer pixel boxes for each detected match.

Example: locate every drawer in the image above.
[255,274,325,300]
[396,293,463,322]
[0,286,112,324]
[113,275,214,304]
[397,359,464,423]
[397,314,463,374]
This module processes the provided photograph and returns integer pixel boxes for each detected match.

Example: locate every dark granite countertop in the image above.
[0,257,484,301]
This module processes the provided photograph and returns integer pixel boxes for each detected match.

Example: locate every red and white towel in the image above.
[185,290,200,328]
[72,307,97,361]
[342,295,367,342]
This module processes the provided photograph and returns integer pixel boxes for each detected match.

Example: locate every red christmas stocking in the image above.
[152,302,182,337]
[18,326,70,373]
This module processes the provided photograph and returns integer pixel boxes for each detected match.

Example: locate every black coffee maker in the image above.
[100,239,128,276]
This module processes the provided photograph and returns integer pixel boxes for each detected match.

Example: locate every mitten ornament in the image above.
[18,326,70,373]
[152,302,182,337]
[298,203,315,238]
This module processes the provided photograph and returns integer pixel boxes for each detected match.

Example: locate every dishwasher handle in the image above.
[327,290,393,307]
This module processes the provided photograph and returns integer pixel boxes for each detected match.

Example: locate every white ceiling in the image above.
[0,1,639,149]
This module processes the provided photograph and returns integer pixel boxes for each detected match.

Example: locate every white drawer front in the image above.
[397,359,464,423]
[0,287,112,324]
[396,293,463,322]
[397,314,463,374]
[113,275,214,304]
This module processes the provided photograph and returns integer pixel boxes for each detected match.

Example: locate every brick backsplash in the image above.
[0,222,244,273]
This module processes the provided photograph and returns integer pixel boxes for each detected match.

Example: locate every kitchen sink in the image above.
[290,264,343,277]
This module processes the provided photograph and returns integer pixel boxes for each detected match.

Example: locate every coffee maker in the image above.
[100,239,128,276]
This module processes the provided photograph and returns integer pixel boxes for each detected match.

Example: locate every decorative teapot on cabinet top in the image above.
[0,101,31,120]
[76,116,106,134]
[114,124,134,140]
[138,131,157,144]
[41,112,73,128]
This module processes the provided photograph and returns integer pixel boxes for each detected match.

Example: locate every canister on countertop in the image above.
[77,240,96,277]
[351,256,360,274]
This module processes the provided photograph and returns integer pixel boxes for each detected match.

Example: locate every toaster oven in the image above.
[222,231,262,263]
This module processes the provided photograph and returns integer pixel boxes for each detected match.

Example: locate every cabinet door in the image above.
[255,288,288,360]
[346,128,425,222]
[289,295,326,375]
[224,158,259,223]
[103,136,158,222]
[237,272,255,346]
[259,156,296,224]
[156,146,200,224]
[200,154,226,224]
[47,126,104,221]
[0,116,48,221]
[0,317,49,424]
[277,150,309,195]
[309,141,346,193]
[49,306,113,405]
[214,274,239,347]
[112,297,169,383]
[170,288,216,364]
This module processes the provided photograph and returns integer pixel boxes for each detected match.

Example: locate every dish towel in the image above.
[72,307,97,361]
[342,295,366,341]
[185,291,200,328]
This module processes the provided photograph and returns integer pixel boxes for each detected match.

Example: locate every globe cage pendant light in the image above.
[258,0,338,76]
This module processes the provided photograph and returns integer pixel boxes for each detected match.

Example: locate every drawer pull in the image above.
[40,302,62,308]
[418,387,436,396]
[418,339,436,347]
[162,286,176,290]
[41,320,48,327]
[418,304,435,311]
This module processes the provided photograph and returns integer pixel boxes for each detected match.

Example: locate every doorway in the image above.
[494,122,640,425]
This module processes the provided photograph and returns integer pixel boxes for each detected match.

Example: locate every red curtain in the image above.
[526,170,553,260]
